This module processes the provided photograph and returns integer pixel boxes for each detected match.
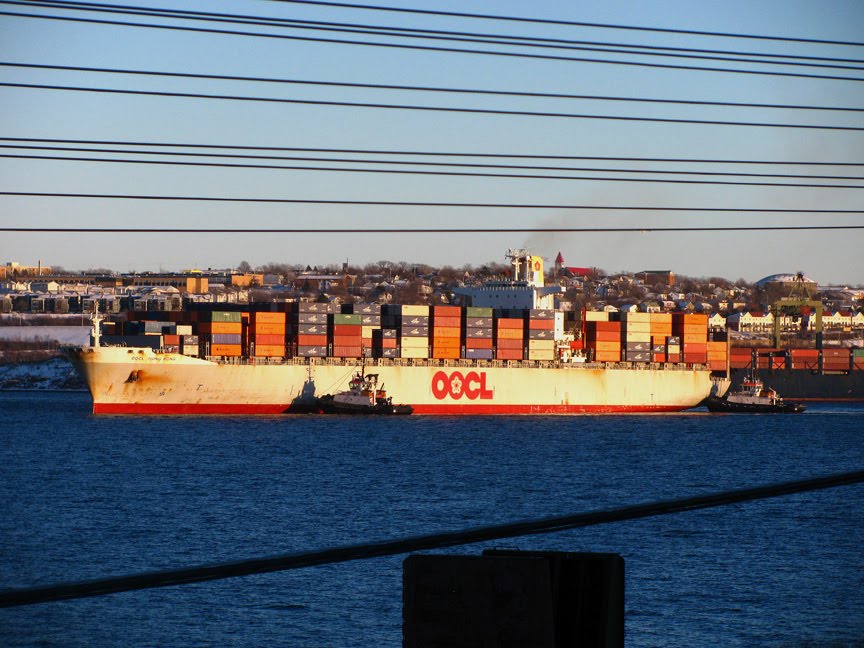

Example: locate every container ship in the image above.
[727,347,864,401]
[66,252,725,415]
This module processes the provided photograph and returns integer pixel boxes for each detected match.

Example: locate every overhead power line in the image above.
[0,144,864,180]
[4,10,864,82]
[9,1,864,71]
[4,62,862,113]
[4,226,863,233]
[4,83,863,132]
[4,192,864,212]
[261,1,864,48]
[3,138,862,166]
[1,470,862,607]
[4,153,864,188]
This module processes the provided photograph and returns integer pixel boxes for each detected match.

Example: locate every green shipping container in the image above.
[210,311,243,323]
[331,313,362,325]
[465,307,493,317]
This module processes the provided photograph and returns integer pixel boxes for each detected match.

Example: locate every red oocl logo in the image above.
[431,370,493,400]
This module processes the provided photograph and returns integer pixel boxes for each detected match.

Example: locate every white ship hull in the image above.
[68,346,714,414]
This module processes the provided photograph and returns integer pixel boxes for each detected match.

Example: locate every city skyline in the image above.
[2,0,863,283]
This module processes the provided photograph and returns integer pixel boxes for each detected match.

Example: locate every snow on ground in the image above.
[0,357,85,390]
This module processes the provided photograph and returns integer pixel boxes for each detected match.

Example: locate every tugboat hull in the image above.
[704,395,806,414]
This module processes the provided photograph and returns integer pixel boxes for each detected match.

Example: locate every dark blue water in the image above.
[1,392,862,647]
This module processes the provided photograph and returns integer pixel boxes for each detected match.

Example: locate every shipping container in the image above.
[400,336,429,349]
[496,338,524,350]
[332,324,362,336]
[401,305,430,316]
[465,307,493,318]
[432,326,460,338]
[400,347,430,359]
[249,322,285,335]
[496,349,524,360]
[464,347,494,360]
[465,328,493,339]
[401,326,430,337]
[251,312,286,325]
[297,312,328,324]
[297,345,327,357]
[495,318,524,329]
[432,315,461,328]
[464,338,493,349]
[209,343,242,356]
[253,344,285,357]
[373,347,399,359]
[528,318,555,330]
[496,328,524,340]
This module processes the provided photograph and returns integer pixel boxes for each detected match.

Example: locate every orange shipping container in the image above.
[496,328,524,340]
[297,334,327,346]
[528,319,555,330]
[595,351,621,362]
[375,338,398,348]
[253,344,285,357]
[209,343,242,356]
[432,326,461,338]
[592,341,622,353]
[251,312,286,324]
[465,338,493,349]
[250,322,286,335]
[432,316,461,328]
[496,318,524,329]
[433,305,461,317]
[432,336,460,349]
[199,322,242,334]
[432,348,461,359]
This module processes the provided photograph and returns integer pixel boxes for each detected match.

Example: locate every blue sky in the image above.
[1,0,862,284]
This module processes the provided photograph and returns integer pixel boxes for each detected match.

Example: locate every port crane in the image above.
[771,272,823,349]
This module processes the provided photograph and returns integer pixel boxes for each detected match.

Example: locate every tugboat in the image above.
[319,370,413,415]
[705,373,806,414]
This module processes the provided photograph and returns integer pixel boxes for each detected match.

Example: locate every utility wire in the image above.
[5,154,864,188]
[4,83,863,132]
[3,227,863,233]
[3,193,862,212]
[4,148,864,181]
[4,62,862,113]
[262,0,864,48]
[0,470,861,607]
[9,2,864,71]
[4,11,864,82]
[3,138,862,166]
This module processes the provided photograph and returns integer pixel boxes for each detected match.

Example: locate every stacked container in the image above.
[372,328,399,358]
[400,304,430,359]
[291,302,329,358]
[790,348,819,370]
[463,306,493,360]
[706,340,728,371]
[431,305,462,360]
[330,312,363,358]
[527,309,555,361]
[666,335,682,363]
[584,312,622,362]
[673,313,709,364]
[495,315,524,361]
[621,312,651,362]
[200,311,243,357]
[649,313,672,362]
[250,311,286,358]
[823,348,851,371]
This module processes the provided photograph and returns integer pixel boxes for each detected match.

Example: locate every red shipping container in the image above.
[667,353,681,363]
[465,338,493,349]
[297,334,327,346]
[163,334,180,345]
[653,353,666,362]
[496,349,524,360]
[332,346,362,357]
[528,319,555,330]
[432,316,461,328]
[375,338,398,348]
[496,318,524,329]
[586,321,621,332]
[433,305,461,317]
[496,339,524,350]
[332,335,362,347]
[332,324,362,336]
